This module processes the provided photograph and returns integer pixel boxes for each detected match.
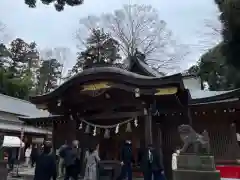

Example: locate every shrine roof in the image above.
[29,66,185,105]
[0,93,49,117]
[181,74,240,104]
[190,89,240,105]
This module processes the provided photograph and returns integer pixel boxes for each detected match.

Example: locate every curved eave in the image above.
[30,67,185,105]
[190,88,240,105]
[19,115,64,125]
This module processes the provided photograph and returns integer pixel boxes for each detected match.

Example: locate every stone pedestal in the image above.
[173,154,220,180]
[97,160,122,180]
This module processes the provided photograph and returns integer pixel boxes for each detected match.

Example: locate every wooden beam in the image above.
[81,111,144,120]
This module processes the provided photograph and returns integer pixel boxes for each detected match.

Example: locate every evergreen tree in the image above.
[24,0,83,11]
[71,28,121,74]
[0,38,40,99]
[36,58,62,94]
[7,38,39,78]
[0,44,11,68]
[214,0,240,68]
[187,43,240,90]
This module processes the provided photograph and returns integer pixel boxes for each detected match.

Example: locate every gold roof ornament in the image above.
[81,82,110,91]
[154,87,178,95]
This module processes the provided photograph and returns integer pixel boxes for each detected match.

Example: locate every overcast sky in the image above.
[0,0,221,73]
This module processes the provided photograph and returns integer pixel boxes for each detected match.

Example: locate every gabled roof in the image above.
[123,56,165,77]
[133,58,165,77]
[0,93,49,117]
[29,66,185,105]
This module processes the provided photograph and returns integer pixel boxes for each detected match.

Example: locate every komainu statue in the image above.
[178,124,210,154]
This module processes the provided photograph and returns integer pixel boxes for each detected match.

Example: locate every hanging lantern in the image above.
[126,122,132,132]
[79,122,83,129]
[134,118,138,127]
[115,124,119,134]
[104,129,110,139]
[85,124,90,134]
[93,126,97,136]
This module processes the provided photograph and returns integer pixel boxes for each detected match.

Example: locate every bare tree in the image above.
[40,47,71,83]
[193,9,222,53]
[0,22,12,44]
[76,4,190,73]
[0,22,6,44]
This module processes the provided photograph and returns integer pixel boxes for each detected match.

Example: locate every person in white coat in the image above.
[25,145,32,167]
[84,144,100,180]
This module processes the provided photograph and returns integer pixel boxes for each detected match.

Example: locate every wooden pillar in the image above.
[52,122,57,151]
[144,108,153,146]
[67,118,77,143]
[157,126,162,147]
[187,107,192,126]
[157,126,164,167]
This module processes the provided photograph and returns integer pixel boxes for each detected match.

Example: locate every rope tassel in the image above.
[93,126,97,136]
[104,129,110,139]
[85,124,90,134]
[79,122,83,129]
[115,124,119,134]
[125,122,132,132]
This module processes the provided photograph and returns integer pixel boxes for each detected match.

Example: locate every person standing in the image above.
[25,145,32,167]
[117,140,134,180]
[58,142,68,178]
[141,144,165,180]
[81,148,89,177]
[34,141,57,180]
[31,144,39,168]
[84,143,100,180]
[59,140,80,180]
[7,148,17,171]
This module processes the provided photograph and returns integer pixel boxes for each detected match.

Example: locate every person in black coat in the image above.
[7,148,17,171]
[31,144,39,168]
[117,140,134,180]
[34,142,57,180]
[59,140,80,180]
[141,144,165,180]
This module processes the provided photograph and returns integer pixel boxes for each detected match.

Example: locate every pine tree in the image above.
[71,28,121,74]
